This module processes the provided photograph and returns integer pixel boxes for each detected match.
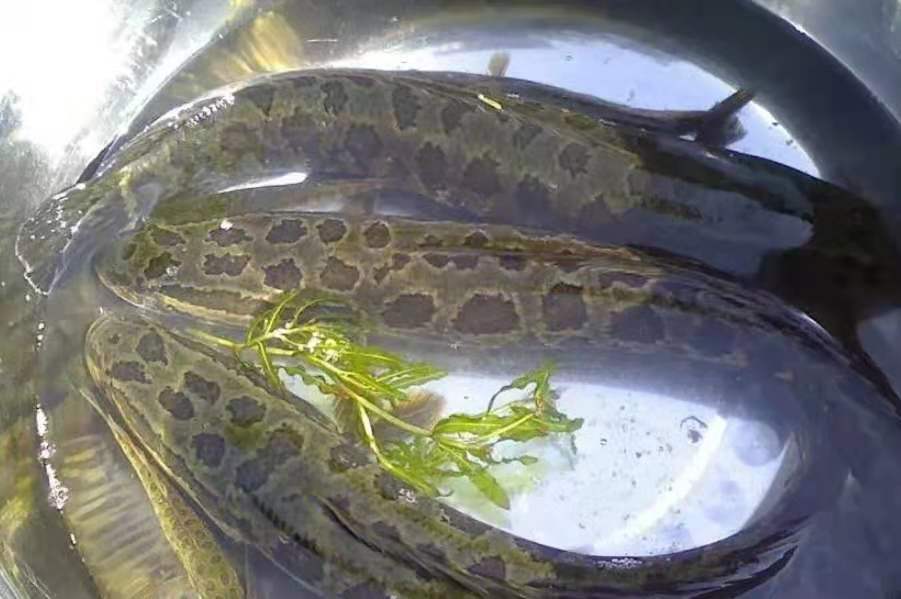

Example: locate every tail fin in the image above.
[695,89,756,146]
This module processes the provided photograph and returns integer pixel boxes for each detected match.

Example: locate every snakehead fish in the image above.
[14,68,901,385]
[81,210,860,597]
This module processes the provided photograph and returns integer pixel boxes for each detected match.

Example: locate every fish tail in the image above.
[695,88,756,146]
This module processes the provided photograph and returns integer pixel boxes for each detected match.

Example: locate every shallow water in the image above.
[3,3,901,598]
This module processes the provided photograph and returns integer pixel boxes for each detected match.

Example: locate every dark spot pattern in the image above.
[463,231,489,248]
[242,85,275,116]
[150,227,185,247]
[192,433,226,468]
[144,252,180,279]
[110,361,148,384]
[374,253,411,284]
[235,460,269,494]
[554,252,583,274]
[688,318,737,357]
[579,194,614,225]
[344,124,383,171]
[317,219,347,243]
[392,253,411,270]
[371,521,403,544]
[424,253,450,269]
[375,471,414,501]
[372,265,390,284]
[265,219,307,244]
[328,443,370,472]
[220,124,255,153]
[157,388,194,420]
[453,294,519,335]
[321,80,348,114]
[499,254,527,271]
[263,258,302,290]
[440,100,474,134]
[462,154,502,197]
[542,283,588,331]
[450,254,479,270]
[136,331,167,365]
[203,253,250,277]
[419,234,442,248]
[107,334,120,345]
[467,556,507,581]
[443,507,492,536]
[416,543,448,563]
[283,109,322,159]
[391,84,421,130]
[415,143,447,190]
[513,123,542,149]
[319,257,360,291]
[610,305,665,344]
[514,175,552,216]
[207,227,252,247]
[363,222,391,248]
[184,372,220,404]
[236,428,305,493]
[558,142,590,178]
[382,294,436,329]
[227,396,266,427]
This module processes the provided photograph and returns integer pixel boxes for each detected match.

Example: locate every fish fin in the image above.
[694,89,756,146]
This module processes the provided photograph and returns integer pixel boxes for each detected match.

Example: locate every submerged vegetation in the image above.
[198,291,583,509]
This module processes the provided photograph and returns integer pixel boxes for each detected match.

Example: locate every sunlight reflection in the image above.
[0,2,138,156]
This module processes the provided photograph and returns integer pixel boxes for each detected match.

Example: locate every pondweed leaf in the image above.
[455,457,511,510]
[200,291,583,510]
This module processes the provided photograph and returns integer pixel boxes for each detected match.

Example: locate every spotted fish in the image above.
[15,69,901,380]
[85,211,862,597]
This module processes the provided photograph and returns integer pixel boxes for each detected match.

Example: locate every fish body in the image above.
[85,211,856,596]
[16,69,901,374]
[14,67,898,596]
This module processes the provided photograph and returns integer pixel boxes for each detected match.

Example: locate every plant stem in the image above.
[307,355,434,437]
[475,411,535,442]
[189,329,241,350]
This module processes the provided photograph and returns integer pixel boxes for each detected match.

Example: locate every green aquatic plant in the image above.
[197,290,583,509]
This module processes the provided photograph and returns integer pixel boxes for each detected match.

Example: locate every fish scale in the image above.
[85,209,855,596]
[18,70,901,385]
[13,68,898,597]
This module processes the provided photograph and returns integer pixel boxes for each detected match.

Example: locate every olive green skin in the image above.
[17,69,901,386]
[14,68,893,596]
[85,208,856,597]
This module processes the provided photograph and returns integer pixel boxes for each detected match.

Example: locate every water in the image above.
[2,3,901,598]
[404,375,787,557]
